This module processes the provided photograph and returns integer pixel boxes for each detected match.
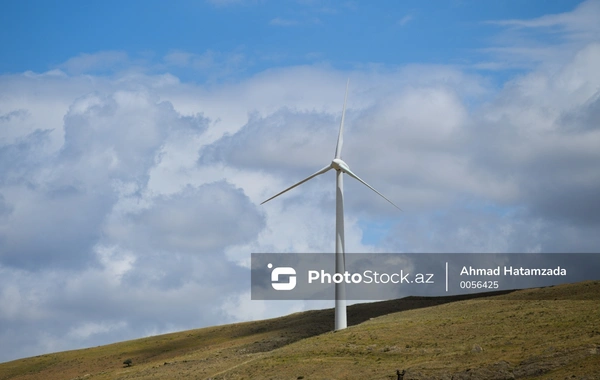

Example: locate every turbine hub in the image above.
[331,158,350,172]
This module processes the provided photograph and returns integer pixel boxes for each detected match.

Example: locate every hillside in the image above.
[1,282,599,379]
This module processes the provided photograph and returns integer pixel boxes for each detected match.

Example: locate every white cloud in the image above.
[397,14,413,26]
[67,321,128,340]
[163,51,195,67]
[162,49,248,81]
[107,182,265,255]
[206,0,263,6]
[220,291,305,322]
[480,0,600,69]
[95,245,136,284]
[269,17,300,27]
[59,51,130,75]
[488,0,600,37]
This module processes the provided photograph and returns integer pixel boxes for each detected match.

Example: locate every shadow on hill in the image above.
[235,289,517,354]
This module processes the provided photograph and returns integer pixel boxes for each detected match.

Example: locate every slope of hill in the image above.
[1,282,598,379]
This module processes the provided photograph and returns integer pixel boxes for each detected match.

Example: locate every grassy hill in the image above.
[1,282,599,379]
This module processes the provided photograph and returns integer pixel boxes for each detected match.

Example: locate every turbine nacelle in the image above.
[331,158,350,173]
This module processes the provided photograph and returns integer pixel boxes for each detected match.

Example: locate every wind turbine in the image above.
[261,80,401,331]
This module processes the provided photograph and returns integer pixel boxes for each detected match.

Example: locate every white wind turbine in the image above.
[261,80,401,330]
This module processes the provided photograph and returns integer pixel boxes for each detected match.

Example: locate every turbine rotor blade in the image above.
[343,167,402,211]
[334,79,350,160]
[261,165,333,205]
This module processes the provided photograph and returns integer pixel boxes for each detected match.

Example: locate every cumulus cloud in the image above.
[467,43,600,226]
[0,82,217,271]
[199,108,338,175]
[194,44,600,252]
[109,182,265,254]
[0,71,264,360]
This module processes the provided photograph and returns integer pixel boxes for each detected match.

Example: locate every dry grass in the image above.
[1,282,599,379]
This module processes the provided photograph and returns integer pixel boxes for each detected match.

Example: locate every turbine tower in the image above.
[261,80,400,331]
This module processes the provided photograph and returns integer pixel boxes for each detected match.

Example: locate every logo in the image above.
[268,263,296,290]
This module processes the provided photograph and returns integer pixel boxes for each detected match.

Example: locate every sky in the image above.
[1,0,599,363]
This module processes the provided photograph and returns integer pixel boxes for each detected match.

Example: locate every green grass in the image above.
[1,282,599,379]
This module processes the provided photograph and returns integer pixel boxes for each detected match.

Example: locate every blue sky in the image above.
[1,0,580,76]
[1,0,600,363]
